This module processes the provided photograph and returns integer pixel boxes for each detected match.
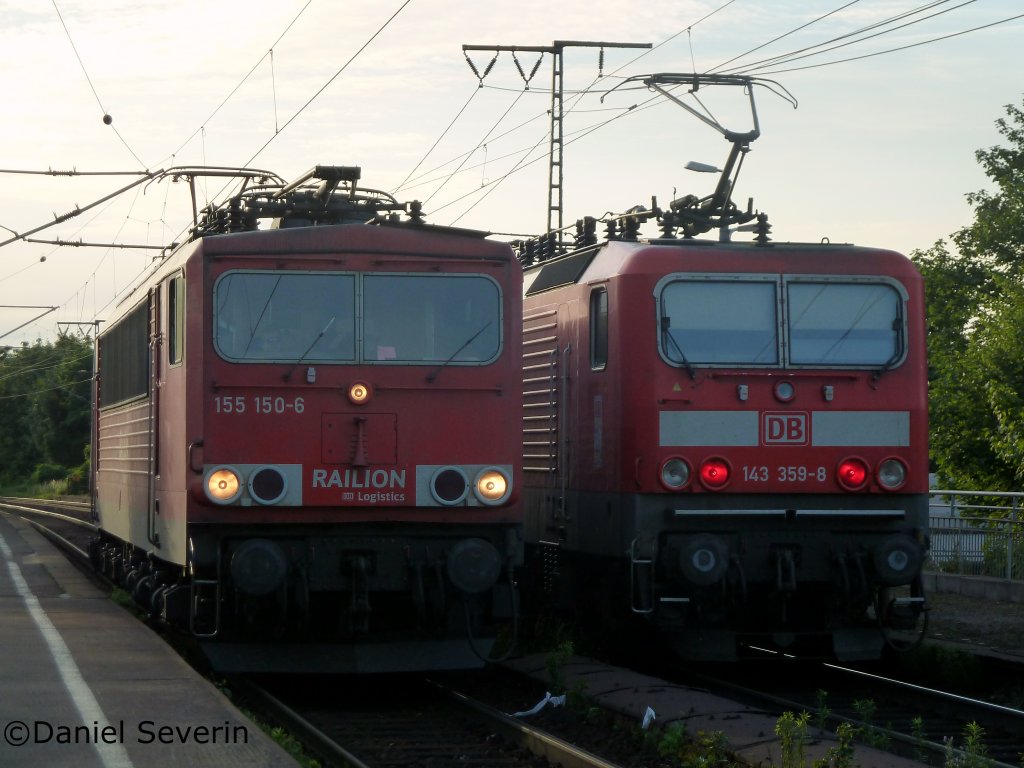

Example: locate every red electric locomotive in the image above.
[517,74,929,661]
[91,166,522,672]
[520,218,929,661]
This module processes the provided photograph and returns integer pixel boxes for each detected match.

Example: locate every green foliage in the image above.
[687,729,734,767]
[32,462,68,483]
[944,721,993,768]
[813,722,855,768]
[814,689,831,730]
[545,639,574,694]
[266,726,321,768]
[775,711,810,768]
[912,716,929,764]
[567,678,591,712]
[647,724,736,767]
[913,97,1024,491]
[0,332,93,490]
[653,722,689,760]
[851,698,889,751]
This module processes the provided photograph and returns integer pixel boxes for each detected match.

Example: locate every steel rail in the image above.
[431,679,626,768]
[0,499,96,531]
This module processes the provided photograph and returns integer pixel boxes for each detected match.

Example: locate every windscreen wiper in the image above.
[284,316,336,381]
[660,316,695,380]
[426,321,493,383]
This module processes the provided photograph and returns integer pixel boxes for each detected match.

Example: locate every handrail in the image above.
[926,489,1023,582]
[931,488,1024,499]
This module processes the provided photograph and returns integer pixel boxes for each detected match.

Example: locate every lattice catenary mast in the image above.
[462,40,651,245]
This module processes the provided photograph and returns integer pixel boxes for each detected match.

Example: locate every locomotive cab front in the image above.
[522,237,929,661]
[92,167,524,673]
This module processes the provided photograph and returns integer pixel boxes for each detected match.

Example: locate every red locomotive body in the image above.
[92,167,522,672]
[521,235,929,660]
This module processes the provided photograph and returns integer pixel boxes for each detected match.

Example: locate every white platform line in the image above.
[0,532,135,768]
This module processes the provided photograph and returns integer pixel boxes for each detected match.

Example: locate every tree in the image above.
[29,333,93,467]
[914,98,1024,490]
[954,101,1024,278]
[0,333,93,487]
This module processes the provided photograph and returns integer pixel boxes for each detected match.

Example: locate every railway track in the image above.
[683,653,1024,767]
[6,494,1024,766]
[237,675,627,768]
[0,495,95,558]
[2,497,635,767]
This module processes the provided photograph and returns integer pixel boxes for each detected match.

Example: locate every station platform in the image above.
[0,514,298,768]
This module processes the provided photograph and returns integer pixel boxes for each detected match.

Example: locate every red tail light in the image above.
[837,457,869,490]
[699,458,731,490]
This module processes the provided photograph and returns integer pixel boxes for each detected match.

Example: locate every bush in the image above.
[31,463,68,483]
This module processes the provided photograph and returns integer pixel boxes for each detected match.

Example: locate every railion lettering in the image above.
[311,468,406,489]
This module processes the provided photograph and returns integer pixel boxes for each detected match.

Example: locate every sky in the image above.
[0,0,1021,346]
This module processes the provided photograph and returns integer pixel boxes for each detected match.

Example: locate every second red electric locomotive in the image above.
[91,166,523,672]
[511,70,928,662]
[518,211,929,661]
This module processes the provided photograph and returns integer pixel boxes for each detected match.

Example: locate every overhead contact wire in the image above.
[393,88,481,195]
[750,12,1024,75]
[51,0,147,168]
[164,0,313,162]
[242,0,414,168]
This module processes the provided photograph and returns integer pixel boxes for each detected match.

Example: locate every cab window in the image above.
[590,287,608,370]
[168,274,185,365]
[362,275,500,363]
[659,278,778,365]
[214,272,356,362]
[787,282,902,366]
[213,270,501,365]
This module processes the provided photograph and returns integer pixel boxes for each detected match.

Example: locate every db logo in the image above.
[762,412,809,445]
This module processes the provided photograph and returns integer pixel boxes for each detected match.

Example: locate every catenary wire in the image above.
[10,2,411,344]
[398,0,737,206]
[241,0,413,168]
[393,87,481,194]
[717,0,979,75]
[51,0,147,168]
[8,1,1018,344]
[706,0,865,74]
[749,12,1024,76]
[160,0,314,165]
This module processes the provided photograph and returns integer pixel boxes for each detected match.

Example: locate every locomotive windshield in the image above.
[362,275,500,363]
[787,281,902,365]
[657,275,905,368]
[660,278,778,365]
[214,270,501,364]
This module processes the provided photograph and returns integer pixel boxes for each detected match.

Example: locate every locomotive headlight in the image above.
[837,457,869,491]
[206,466,242,504]
[348,381,372,405]
[474,468,511,505]
[660,457,691,490]
[876,458,908,491]
[699,457,731,490]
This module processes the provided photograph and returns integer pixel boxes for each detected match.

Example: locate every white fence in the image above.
[927,489,1024,581]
